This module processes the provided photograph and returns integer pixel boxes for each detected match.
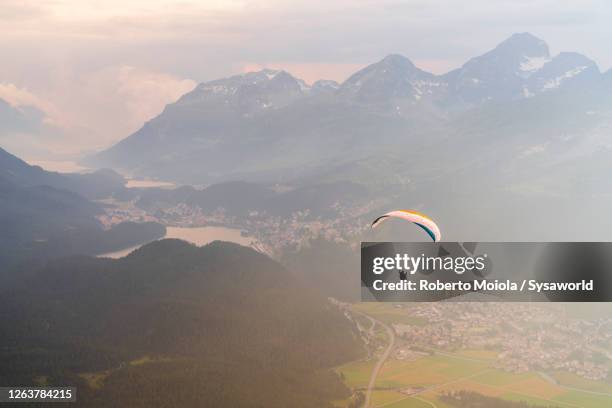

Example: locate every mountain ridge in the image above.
[88,33,610,185]
[1,239,362,407]
[0,148,165,274]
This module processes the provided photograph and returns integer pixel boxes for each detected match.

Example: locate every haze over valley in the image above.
[2,12,612,407]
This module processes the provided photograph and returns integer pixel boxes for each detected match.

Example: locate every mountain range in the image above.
[0,148,164,274]
[0,147,127,199]
[89,33,612,188]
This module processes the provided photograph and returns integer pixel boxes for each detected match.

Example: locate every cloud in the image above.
[0,83,62,126]
[0,0,610,158]
[0,83,65,159]
[0,1,48,22]
[0,67,195,158]
[115,66,197,132]
[68,66,196,149]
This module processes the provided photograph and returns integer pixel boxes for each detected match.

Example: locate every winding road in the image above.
[354,311,395,408]
[347,306,612,408]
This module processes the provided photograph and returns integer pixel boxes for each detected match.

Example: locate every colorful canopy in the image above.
[371,210,442,242]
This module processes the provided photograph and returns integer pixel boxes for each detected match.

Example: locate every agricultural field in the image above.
[551,370,612,393]
[336,360,375,389]
[338,348,612,408]
[339,303,612,408]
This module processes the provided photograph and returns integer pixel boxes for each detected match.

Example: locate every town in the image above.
[390,303,611,381]
[95,194,374,256]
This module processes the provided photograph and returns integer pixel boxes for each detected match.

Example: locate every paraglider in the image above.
[371,210,441,242]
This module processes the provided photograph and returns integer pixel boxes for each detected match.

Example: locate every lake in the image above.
[25,159,175,189]
[97,226,256,259]
[27,159,90,173]
[125,179,176,188]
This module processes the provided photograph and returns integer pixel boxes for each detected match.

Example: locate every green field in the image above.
[381,396,438,408]
[338,351,612,408]
[502,391,575,408]
[370,390,406,406]
[551,370,612,393]
[554,390,612,407]
[453,349,498,361]
[336,360,375,389]
[472,370,534,386]
[339,303,612,408]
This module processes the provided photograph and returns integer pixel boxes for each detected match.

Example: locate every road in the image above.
[538,370,612,398]
[348,308,612,408]
[353,310,395,408]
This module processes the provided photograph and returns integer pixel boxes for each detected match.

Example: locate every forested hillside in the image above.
[0,240,363,407]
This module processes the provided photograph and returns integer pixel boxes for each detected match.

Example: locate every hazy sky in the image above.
[0,0,611,159]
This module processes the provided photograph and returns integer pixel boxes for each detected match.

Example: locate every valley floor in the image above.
[336,303,612,408]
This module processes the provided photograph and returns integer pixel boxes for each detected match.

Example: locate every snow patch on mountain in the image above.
[200,84,235,95]
[543,66,590,90]
[519,56,551,76]
[296,79,311,92]
[264,70,280,80]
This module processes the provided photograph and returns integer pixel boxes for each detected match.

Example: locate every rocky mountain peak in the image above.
[337,54,432,102]
[495,32,550,59]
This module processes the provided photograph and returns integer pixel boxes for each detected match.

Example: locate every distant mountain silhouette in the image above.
[89,33,610,189]
[0,148,164,275]
[0,147,126,200]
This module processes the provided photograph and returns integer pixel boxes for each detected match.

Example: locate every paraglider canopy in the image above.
[371,210,441,242]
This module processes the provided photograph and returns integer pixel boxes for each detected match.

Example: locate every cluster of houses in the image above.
[390,303,611,382]
[100,196,372,256]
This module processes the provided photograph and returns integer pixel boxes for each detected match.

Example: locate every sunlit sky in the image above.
[1,0,611,158]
